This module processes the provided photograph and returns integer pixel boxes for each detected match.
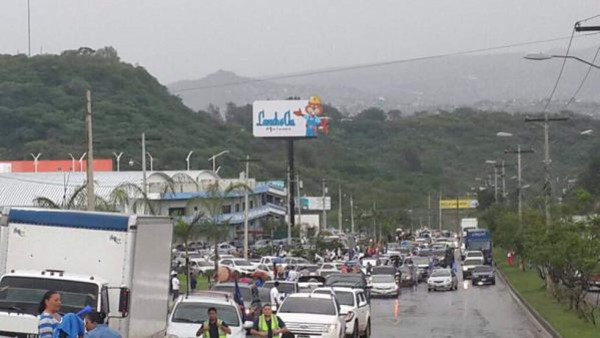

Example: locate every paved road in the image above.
[371,268,550,338]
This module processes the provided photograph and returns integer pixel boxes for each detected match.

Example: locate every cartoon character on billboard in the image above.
[294,96,329,137]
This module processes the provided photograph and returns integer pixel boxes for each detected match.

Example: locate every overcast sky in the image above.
[1,0,599,84]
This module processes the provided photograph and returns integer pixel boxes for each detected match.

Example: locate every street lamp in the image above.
[29,153,41,173]
[186,151,193,171]
[68,153,76,172]
[78,153,87,173]
[146,152,154,172]
[113,152,123,172]
[524,52,600,69]
[208,150,229,172]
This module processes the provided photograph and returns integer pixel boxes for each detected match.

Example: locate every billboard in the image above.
[299,196,331,211]
[253,96,329,138]
[440,199,478,209]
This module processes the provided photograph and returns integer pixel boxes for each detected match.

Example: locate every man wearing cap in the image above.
[250,304,289,338]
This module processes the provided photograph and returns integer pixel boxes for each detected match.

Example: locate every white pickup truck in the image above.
[277,293,346,338]
[0,208,173,338]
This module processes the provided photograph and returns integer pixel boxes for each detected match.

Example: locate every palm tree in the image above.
[109,172,179,215]
[33,184,115,211]
[185,181,251,280]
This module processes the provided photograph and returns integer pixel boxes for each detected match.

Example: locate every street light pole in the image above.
[29,153,41,173]
[113,152,123,172]
[244,155,249,259]
[338,185,343,232]
[296,174,302,235]
[147,152,154,172]
[322,178,327,229]
[186,151,193,171]
[505,145,534,222]
[85,89,95,211]
[141,132,147,195]
[68,153,75,172]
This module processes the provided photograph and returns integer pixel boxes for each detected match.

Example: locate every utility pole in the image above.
[427,192,431,227]
[238,155,260,259]
[296,174,302,236]
[141,132,147,195]
[493,166,498,203]
[525,114,567,225]
[438,191,442,231]
[338,185,343,232]
[372,201,377,241]
[505,145,534,222]
[85,89,95,211]
[350,194,355,234]
[501,161,506,203]
[27,0,31,57]
[321,178,327,229]
[113,152,123,172]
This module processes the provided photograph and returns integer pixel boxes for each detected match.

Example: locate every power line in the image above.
[566,43,600,107]
[542,27,576,112]
[171,32,600,94]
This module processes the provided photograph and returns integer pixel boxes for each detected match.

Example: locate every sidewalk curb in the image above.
[496,265,562,338]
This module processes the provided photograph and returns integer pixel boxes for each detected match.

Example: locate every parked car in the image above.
[324,273,371,302]
[462,257,485,279]
[167,291,252,338]
[312,287,371,338]
[296,264,320,277]
[464,250,484,261]
[398,265,417,287]
[188,258,213,275]
[262,280,299,301]
[318,262,343,277]
[217,242,237,254]
[255,264,275,280]
[219,258,256,274]
[210,283,255,319]
[277,293,346,338]
[471,265,496,286]
[370,274,399,297]
[253,239,272,250]
[427,268,458,292]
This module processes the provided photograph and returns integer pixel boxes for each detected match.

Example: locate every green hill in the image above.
[1,49,599,229]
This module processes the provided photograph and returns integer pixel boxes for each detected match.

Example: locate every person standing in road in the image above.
[250,304,290,338]
[195,307,232,338]
[84,310,122,338]
[38,291,62,338]
[269,281,281,309]
[171,271,180,301]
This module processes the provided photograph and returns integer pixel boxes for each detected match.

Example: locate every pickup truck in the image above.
[277,293,346,338]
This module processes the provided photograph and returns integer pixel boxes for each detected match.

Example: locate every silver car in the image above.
[427,268,458,292]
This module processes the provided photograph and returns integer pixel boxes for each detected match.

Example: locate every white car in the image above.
[277,293,346,338]
[370,274,399,297]
[167,291,253,338]
[427,268,458,292]
[318,262,343,277]
[255,264,275,279]
[188,258,213,275]
[464,250,484,260]
[312,287,371,338]
[219,258,256,274]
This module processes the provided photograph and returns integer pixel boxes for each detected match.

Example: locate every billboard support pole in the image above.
[287,138,295,245]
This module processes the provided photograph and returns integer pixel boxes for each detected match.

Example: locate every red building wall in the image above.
[0,159,113,172]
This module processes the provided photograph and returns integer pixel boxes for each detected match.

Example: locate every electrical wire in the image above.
[542,27,576,112]
[565,43,600,107]
[171,32,600,94]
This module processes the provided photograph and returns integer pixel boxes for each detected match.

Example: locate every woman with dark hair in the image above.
[38,291,62,338]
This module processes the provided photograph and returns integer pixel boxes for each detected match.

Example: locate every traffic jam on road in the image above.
[164,224,499,338]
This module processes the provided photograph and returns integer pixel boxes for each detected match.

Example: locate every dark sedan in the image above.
[471,265,496,286]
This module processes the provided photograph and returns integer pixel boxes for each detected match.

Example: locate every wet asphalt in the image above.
[370,265,550,338]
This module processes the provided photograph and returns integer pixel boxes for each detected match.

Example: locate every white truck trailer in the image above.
[0,208,173,338]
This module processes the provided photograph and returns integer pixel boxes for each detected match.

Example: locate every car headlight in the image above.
[323,324,337,333]
[462,266,468,271]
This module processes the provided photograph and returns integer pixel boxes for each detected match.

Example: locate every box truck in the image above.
[0,208,173,338]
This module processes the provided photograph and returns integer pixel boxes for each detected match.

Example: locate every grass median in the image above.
[493,250,598,338]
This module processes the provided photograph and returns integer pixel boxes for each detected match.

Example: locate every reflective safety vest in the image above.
[258,314,280,338]
[203,319,227,338]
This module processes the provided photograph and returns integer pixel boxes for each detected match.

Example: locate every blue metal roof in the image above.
[161,184,283,201]
[8,209,130,232]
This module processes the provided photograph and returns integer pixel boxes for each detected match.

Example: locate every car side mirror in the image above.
[243,321,254,329]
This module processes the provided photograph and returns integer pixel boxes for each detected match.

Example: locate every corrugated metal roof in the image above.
[0,170,218,208]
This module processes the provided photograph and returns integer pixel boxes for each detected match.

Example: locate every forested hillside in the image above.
[1,49,599,227]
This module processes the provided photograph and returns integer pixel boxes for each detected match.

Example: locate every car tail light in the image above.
[345,311,355,322]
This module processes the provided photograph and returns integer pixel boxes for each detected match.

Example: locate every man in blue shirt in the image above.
[84,310,122,338]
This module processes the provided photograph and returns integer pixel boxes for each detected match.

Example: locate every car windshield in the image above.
[467,251,483,257]
[372,267,395,275]
[464,259,484,266]
[278,297,336,315]
[325,275,365,287]
[233,260,252,266]
[430,270,451,277]
[411,257,430,265]
[172,302,240,326]
[372,275,395,283]
[211,285,252,301]
[264,282,296,294]
[0,277,98,316]
[313,290,354,306]
[473,266,493,273]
